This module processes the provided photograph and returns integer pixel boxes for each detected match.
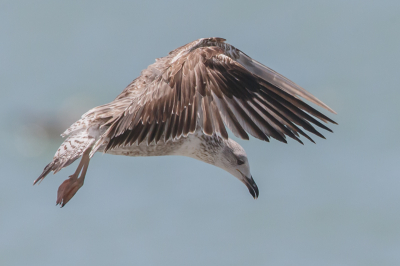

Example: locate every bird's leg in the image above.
[56,149,91,207]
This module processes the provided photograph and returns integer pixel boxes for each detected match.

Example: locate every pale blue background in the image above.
[1,0,400,265]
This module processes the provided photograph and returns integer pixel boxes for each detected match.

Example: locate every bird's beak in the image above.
[237,170,259,199]
[244,176,259,199]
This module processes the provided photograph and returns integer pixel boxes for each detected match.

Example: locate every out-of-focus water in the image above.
[1,1,400,265]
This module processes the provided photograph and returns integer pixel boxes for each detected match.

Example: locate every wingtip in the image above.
[316,101,337,115]
[329,108,338,115]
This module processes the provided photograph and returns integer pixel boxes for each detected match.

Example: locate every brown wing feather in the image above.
[99,38,335,152]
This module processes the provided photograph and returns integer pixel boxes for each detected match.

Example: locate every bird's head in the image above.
[215,139,259,199]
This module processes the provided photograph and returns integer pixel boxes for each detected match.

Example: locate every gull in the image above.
[34,37,337,207]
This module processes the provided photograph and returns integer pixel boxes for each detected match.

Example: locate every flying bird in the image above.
[35,37,337,207]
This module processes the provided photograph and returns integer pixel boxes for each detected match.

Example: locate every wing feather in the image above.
[99,38,335,152]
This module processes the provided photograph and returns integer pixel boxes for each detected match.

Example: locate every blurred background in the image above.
[1,0,400,265]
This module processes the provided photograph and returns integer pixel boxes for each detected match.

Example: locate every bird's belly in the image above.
[103,135,200,158]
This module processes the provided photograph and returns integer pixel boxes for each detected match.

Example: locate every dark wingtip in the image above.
[279,138,288,144]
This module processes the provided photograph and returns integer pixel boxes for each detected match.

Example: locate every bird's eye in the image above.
[237,159,245,165]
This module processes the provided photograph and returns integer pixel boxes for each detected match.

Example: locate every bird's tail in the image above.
[34,129,95,185]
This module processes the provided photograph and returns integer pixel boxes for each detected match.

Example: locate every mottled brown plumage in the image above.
[35,37,336,206]
[89,37,336,154]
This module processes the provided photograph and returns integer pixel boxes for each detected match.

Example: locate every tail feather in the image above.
[34,162,55,185]
[34,130,96,185]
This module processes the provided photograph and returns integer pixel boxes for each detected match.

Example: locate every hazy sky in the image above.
[2,1,400,265]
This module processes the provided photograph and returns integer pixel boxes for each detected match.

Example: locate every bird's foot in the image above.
[56,175,83,207]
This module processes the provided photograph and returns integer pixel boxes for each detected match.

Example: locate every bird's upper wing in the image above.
[95,39,336,152]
